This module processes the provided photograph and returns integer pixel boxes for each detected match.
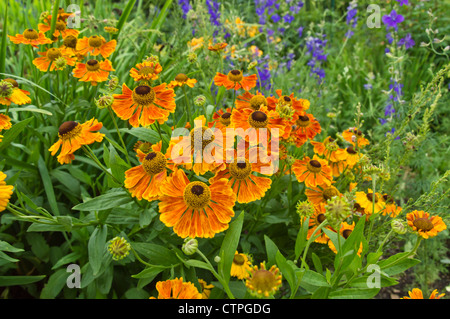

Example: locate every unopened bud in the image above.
[391,219,407,235]
[182,237,198,255]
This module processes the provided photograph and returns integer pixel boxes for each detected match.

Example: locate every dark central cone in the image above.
[237,162,247,169]
[221,112,231,119]
[347,146,357,154]
[283,96,291,102]
[135,85,151,95]
[251,111,267,122]
[191,185,204,196]
[145,152,157,160]
[343,229,352,239]
[87,59,98,66]
[298,115,309,122]
[309,160,321,168]
[317,214,326,223]
[230,70,241,75]
[59,121,78,135]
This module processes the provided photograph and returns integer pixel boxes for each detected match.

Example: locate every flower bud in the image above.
[214,256,221,263]
[296,200,315,219]
[108,237,131,261]
[0,80,14,98]
[106,75,119,92]
[391,219,407,235]
[194,95,207,107]
[54,56,67,70]
[187,52,197,63]
[248,61,258,70]
[182,237,198,255]
[95,94,114,109]
[325,196,351,229]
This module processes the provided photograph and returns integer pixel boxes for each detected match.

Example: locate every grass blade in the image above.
[0,0,8,77]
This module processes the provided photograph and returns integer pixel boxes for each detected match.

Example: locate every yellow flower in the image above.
[246,262,282,298]
[406,210,447,239]
[230,251,252,280]
[0,171,14,212]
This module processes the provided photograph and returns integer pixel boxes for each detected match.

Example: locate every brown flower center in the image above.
[88,35,103,48]
[190,126,215,151]
[3,78,18,88]
[317,214,326,224]
[233,254,246,266]
[249,95,267,110]
[142,151,167,175]
[346,146,357,154]
[183,181,211,210]
[229,159,252,180]
[175,73,188,82]
[323,186,339,201]
[413,218,434,232]
[296,115,310,127]
[249,111,268,128]
[307,159,322,173]
[63,35,77,48]
[58,121,82,140]
[55,21,66,31]
[219,112,232,126]
[366,193,378,203]
[227,70,243,82]
[132,85,156,106]
[342,229,352,239]
[86,59,100,72]
[46,48,62,61]
[23,29,39,40]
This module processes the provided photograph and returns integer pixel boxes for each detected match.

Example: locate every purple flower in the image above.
[396,0,409,6]
[271,13,281,23]
[297,26,304,37]
[386,128,401,140]
[382,10,404,30]
[384,103,395,117]
[206,0,221,27]
[364,83,373,90]
[398,33,415,49]
[178,0,191,19]
[283,14,294,24]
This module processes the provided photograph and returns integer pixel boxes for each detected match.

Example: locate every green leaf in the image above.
[72,189,133,211]
[40,269,68,299]
[120,127,161,144]
[88,225,108,276]
[311,253,323,274]
[49,0,60,37]
[295,218,309,260]
[51,251,83,270]
[183,259,214,272]
[132,242,179,267]
[132,265,167,281]
[0,275,46,287]
[0,117,33,152]
[5,106,53,116]
[264,235,279,267]
[219,211,244,284]
[381,258,421,276]
[275,250,297,298]
[0,240,24,253]
[328,288,380,299]
[38,156,60,216]
[298,269,330,293]
[112,0,136,41]
[26,233,50,262]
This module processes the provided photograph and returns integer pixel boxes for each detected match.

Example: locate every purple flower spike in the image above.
[382,10,404,30]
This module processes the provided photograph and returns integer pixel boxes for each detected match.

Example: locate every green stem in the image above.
[182,85,192,127]
[196,249,235,299]
[107,106,131,166]
[82,145,122,185]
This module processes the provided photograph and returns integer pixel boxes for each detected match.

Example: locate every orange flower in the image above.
[292,155,333,188]
[59,35,84,59]
[124,141,173,201]
[355,188,385,217]
[129,60,163,82]
[112,83,176,127]
[48,118,104,164]
[167,116,227,176]
[305,184,341,207]
[158,168,236,238]
[266,89,310,113]
[380,194,402,218]
[291,113,321,146]
[150,277,202,299]
[402,288,445,299]
[235,91,268,111]
[0,171,14,213]
[0,114,12,131]
[230,105,285,143]
[342,127,370,149]
[8,29,52,47]
[0,79,31,106]
[214,70,257,91]
[343,146,362,168]
[32,48,76,72]
[73,59,114,86]
[168,73,197,88]
[328,222,363,256]
[38,18,79,40]
[209,153,273,204]
[406,210,447,239]
[209,107,233,131]
[76,35,117,58]
[208,42,228,52]
[311,137,348,177]
[187,37,204,51]
[303,204,330,244]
